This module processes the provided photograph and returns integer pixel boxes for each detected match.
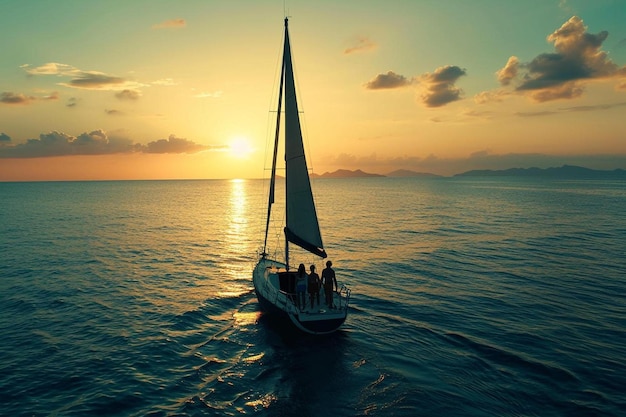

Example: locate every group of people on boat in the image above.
[294,260,338,311]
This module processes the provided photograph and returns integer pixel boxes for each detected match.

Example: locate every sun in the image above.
[228,136,255,159]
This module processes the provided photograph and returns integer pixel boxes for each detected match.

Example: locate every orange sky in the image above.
[1,1,626,180]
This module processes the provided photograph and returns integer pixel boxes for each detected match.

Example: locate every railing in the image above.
[260,273,299,314]
[336,284,351,311]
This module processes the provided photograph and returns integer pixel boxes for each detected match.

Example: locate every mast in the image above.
[283,17,291,270]
[280,16,293,271]
[262,22,286,257]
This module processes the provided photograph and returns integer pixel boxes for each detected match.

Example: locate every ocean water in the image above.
[1,177,625,416]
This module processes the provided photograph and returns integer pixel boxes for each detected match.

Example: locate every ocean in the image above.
[1,177,625,416]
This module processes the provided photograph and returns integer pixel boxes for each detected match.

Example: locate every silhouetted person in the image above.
[307,265,321,309]
[321,260,337,308]
[295,263,307,310]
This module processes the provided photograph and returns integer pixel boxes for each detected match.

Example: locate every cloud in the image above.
[561,101,626,112]
[515,101,626,117]
[152,18,186,29]
[115,89,141,100]
[418,65,467,107]
[474,90,509,104]
[22,63,146,91]
[364,66,467,107]
[526,83,584,101]
[0,130,214,158]
[0,130,134,157]
[344,36,377,54]
[1,92,36,105]
[364,71,412,89]
[21,62,76,76]
[144,135,209,154]
[515,110,559,118]
[496,56,519,86]
[66,71,124,90]
[488,16,626,103]
[1,91,57,105]
[60,72,126,90]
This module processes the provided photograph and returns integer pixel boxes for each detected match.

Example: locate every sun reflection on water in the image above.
[245,393,277,410]
[226,179,248,254]
[233,310,262,327]
[229,179,246,228]
[221,179,254,286]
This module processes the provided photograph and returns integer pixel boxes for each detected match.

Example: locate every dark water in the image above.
[1,178,625,416]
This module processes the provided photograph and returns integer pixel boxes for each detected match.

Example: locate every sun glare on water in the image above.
[228,136,255,159]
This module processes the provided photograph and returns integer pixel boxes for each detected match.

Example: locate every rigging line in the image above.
[283,0,290,20]
[260,19,287,248]
[263,30,285,173]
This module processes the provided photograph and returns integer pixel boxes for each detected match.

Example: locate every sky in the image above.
[1,0,626,181]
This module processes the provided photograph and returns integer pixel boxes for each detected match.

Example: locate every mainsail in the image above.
[281,18,326,259]
[262,18,326,261]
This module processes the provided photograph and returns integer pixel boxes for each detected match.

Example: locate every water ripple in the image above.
[1,179,625,416]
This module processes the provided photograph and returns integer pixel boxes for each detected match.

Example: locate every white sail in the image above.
[282,19,326,259]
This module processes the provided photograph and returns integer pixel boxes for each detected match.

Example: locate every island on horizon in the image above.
[310,169,441,179]
[453,165,626,179]
[307,166,626,179]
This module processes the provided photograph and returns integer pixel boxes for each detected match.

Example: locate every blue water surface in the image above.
[1,178,625,416]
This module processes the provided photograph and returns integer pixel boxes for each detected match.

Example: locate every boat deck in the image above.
[293,298,346,321]
[262,262,349,321]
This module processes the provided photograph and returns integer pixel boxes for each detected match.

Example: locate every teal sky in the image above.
[1,0,625,180]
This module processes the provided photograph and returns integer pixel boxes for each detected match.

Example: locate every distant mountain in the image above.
[455,165,626,179]
[311,169,385,178]
[287,165,626,180]
[386,169,442,178]
[310,168,442,178]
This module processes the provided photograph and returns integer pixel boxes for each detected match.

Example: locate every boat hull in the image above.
[253,258,348,335]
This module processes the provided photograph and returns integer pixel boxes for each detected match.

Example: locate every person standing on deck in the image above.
[307,265,321,309]
[295,263,307,310]
[321,260,337,309]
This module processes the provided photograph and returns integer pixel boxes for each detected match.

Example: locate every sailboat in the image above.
[252,18,351,335]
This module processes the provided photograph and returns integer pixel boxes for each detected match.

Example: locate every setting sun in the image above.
[228,136,255,159]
